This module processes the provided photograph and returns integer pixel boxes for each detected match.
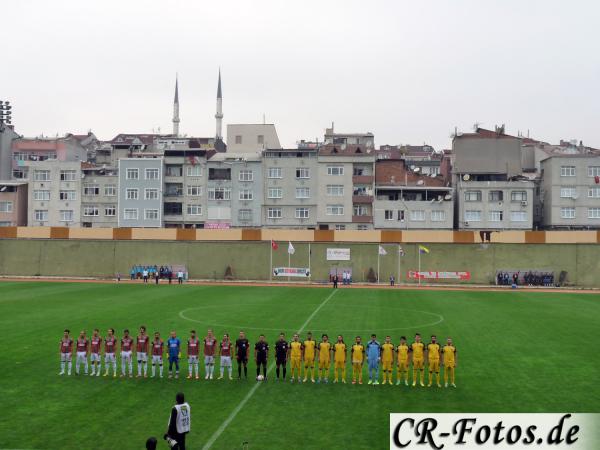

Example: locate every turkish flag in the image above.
[271,240,278,250]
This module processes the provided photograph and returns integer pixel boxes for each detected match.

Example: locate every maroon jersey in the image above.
[121,337,133,352]
[187,338,200,357]
[220,339,231,357]
[136,335,149,353]
[90,336,102,354]
[76,338,88,353]
[204,337,217,356]
[105,336,116,354]
[60,338,73,354]
[152,339,164,356]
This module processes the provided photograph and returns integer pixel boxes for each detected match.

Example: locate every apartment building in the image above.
[0,125,19,180]
[541,155,600,228]
[226,124,281,153]
[80,164,118,228]
[26,161,82,226]
[0,181,27,226]
[262,148,318,228]
[317,144,375,230]
[324,126,374,150]
[118,158,163,227]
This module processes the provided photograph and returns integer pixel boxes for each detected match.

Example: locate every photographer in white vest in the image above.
[165,392,190,450]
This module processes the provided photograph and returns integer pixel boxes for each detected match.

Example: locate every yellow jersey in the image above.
[334,342,346,362]
[290,341,303,359]
[318,342,331,361]
[442,345,456,364]
[303,340,316,359]
[427,343,441,360]
[397,344,409,361]
[381,343,395,362]
[411,342,424,359]
[351,344,364,362]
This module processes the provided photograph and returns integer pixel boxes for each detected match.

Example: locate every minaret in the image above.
[172,75,180,136]
[215,69,223,140]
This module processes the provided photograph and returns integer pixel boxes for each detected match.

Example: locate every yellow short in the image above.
[413,358,424,369]
[334,360,345,369]
[382,360,393,371]
[352,361,363,367]
[444,363,455,369]
[398,360,409,371]
[319,359,330,370]
[304,358,315,367]
[291,357,301,369]
[428,359,440,372]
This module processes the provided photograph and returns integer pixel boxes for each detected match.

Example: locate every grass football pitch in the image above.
[0,281,599,450]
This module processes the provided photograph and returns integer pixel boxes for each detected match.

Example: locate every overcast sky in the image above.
[2,0,599,149]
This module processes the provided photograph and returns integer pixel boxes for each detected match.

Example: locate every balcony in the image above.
[352,215,373,223]
[353,175,373,184]
[352,194,373,204]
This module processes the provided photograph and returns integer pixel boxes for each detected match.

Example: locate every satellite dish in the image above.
[417,180,424,185]
[413,167,421,173]
[444,194,452,200]
[572,193,579,200]
[429,173,437,177]
[463,174,470,181]
[410,165,416,170]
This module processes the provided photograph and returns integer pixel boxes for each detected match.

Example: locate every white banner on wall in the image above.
[326,248,351,261]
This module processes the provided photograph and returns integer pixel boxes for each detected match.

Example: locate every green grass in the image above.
[0,282,599,449]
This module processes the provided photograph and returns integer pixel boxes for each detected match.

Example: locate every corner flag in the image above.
[271,240,278,250]
[288,242,295,255]
[419,245,430,254]
[378,245,387,256]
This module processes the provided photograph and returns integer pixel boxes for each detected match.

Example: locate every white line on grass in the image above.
[201,289,339,450]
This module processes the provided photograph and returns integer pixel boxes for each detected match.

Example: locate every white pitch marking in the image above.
[201,289,338,450]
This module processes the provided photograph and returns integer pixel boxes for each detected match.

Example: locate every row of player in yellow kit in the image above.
[284,332,457,387]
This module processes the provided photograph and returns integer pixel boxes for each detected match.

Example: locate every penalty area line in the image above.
[201,289,339,450]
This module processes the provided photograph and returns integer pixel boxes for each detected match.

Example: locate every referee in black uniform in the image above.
[235,331,250,379]
[274,333,289,381]
[254,335,269,380]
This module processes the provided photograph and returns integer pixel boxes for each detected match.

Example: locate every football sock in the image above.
[413,369,417,383]
[282,367,286,379]
[262,365,267,377]
[152,363,156,377]
[189,365,193,376]
[243,366,247,377]
[159,364,163,376]
[220,366,225,377]
[238,365,242,377]
[61,361,65,372]
[228,367,232,377]
[276,366,280,378]
[67,361,72,374]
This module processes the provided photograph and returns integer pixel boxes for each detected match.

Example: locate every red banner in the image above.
[408,271,471,280]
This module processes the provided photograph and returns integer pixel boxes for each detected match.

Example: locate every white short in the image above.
[121,351,132,361]
[60,352,71,362]
[220,356,232,367]
[105,353,116,363]
[137,352,147,363]
[91,353,101,362]
[188,355,199,364]
[204,355,215,365]
[76,351,87,362]
[152,355,163,364]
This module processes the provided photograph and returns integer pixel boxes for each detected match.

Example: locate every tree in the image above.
[366,267,377,283]
[224,265,234,280]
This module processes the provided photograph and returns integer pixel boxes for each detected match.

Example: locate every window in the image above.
[12,169,27,179]
[144,209,159,220]
[208,168,231,180]
[588,187,600,198]
[126,188,138,200]
[560,207,576,219]
[34,210,48,221]
[588,166,600,177]
[431,210,446,222]
[268,187,282,199]
[398,210,405,221]
[238,209,252,221]
[164,203,183,215]
[239,170,253,182]
[327,205,344,215]
[60,170,77,181]
[145,188,159,200]
[33,190,50,201]
[83,206,99,216]
[124,208,138,220]
[384,210,394,220]
[489,210,503,222]
[83,184,99,196]
[295,187,310,199]
[104,185,116,196]
[560,187,577,198]
[257,135,264,145]
[295,208,309,219]
[560,166,576,177]
[33,170,50,181]
[327,185,344,196]
[353,205,369,216]
[357,225,369,230]
[104,206,116,216]
[588,208,600,219]
[186,186,202,197]
[186,165,202,177]
[267,207,282,219]
[464,210,481,222]
[165,165,183,177]
[353,167,365,176]
[327,166,344,176]
[59,190,76,201]
[296,167,310,179]
[464,191,482,202]
[511,191,527,202]
[145,168,159,180]
[268,167,282,179]
[510,211,527,222]
[235,135,242,144]
[410,210,425,221]
[208,187,231,200]
[335,224,346,231]
[488,191,503,202]
[239,189,253,201]
[126,168,139,180]
[60,210,73,222]
[0,201,13,212]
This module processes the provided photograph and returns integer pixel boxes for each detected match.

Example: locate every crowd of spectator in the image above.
[129,265,186,284]
[496,271,555,287]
